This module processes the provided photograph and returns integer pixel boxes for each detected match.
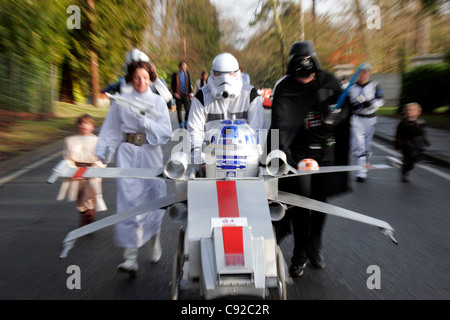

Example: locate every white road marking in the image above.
[0,152,62,186]
[1,140,449,185]
[371,141,450,182]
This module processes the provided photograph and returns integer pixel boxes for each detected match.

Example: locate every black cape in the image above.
[266,70,351,198]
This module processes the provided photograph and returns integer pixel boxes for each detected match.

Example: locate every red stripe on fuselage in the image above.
[216,181,240,218]
[73,167,88,179]
[216,181,244,266]
[222,228,243,253]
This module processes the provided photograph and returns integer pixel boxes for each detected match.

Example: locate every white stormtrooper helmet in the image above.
[208,53,243,100]
[123,49,150,75]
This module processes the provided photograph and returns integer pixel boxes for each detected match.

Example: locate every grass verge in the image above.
[0,104,448,162]
[0,102,109,160]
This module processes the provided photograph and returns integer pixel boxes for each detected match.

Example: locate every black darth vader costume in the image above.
[266,41,351,271]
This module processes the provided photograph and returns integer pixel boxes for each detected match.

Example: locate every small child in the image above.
[57,114,107,225]
[395,103,431,182]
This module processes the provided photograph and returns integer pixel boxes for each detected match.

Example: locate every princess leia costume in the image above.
[95,87,172,273]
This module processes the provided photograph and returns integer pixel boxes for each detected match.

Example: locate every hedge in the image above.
[400,63,450,113]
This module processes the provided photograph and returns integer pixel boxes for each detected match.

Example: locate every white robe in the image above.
[58,134,107,212]
[96,88,173,248]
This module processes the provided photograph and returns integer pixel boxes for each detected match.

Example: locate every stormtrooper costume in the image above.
[348,64,384,180]
[95,87,172,273]
[187,53,264,164]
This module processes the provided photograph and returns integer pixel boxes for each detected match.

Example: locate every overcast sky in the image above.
[210,0,341,46]
[210,0,337,23]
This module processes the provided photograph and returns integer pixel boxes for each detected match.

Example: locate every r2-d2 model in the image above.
[204,120,262,179]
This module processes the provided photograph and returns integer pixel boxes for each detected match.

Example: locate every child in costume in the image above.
[58,114,107,225]
[395,103,431,182]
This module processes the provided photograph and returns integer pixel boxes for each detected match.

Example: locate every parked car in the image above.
[259,88,273,108]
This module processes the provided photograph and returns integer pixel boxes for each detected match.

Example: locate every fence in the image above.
[0,53,57,113]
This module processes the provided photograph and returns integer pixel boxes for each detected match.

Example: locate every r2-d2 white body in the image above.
[204,120,262,179]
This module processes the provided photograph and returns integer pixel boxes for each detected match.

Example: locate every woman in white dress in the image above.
[96,60,173,275]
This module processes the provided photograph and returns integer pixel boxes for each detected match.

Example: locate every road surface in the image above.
[1,110,449,301]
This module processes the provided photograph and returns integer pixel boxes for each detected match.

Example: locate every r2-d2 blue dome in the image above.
[204,120,261,178]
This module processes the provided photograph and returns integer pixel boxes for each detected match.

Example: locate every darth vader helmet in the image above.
[287,41,322,78]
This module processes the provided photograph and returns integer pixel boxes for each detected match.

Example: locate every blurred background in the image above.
[0,0,448,145]
[0,0,449,301]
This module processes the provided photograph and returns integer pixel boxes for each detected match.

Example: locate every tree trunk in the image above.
[416,10,431,55]
[162,0,173,43]
[353,0,369,60]
[272,0,285,74]
[59,57,75,104]
[298,0,304,40]
[87,0,99,107]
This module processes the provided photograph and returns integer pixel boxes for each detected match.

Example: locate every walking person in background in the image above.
[95,60,172,276]
[58,114,107,226]
[395,102,431,183]
[171,61,193,129]
[348,63,384,182]
[193,70,208,95]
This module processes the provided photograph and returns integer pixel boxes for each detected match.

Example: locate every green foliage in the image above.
[0,0,223,111]
[0,0,70,112]
[400,63,450,113]
[93,0,149,86]
[0,101,108,156]
[0,0,149,110]
[63,0,149,97]
[177,0,221,79]
[0,0,70,64]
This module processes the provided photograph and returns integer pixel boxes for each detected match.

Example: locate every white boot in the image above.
[148,233,162,263]
[117,248,138,275]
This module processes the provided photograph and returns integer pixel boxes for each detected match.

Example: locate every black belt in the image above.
[308,139,335,150]
[355,113,376,118]
[295,138,335,151]
[75,162,93,167]
[124,132,147,146]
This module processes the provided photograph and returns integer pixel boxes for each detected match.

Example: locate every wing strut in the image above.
[59,193,186,258]
[274,191,398,245]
